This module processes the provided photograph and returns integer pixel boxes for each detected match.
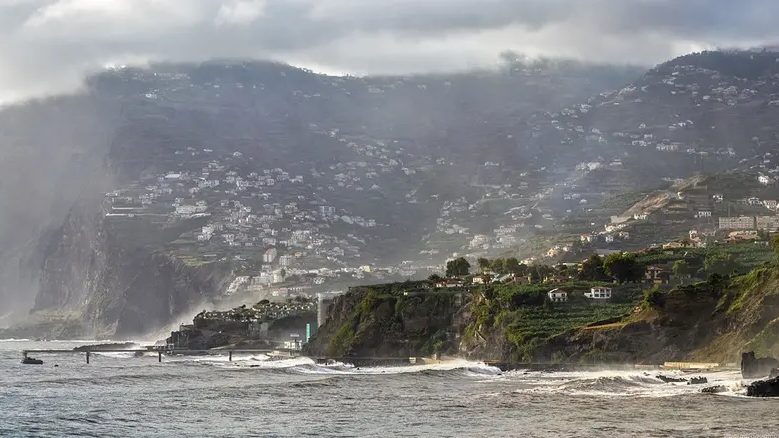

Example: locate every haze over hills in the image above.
[3,50,779,339]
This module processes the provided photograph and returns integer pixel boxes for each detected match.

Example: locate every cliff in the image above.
[305,268,779,365]
[304,282,469,358]
[32,203,235,338]
[531,267,779,364]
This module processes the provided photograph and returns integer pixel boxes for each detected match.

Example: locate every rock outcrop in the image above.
[304,283,468,358]
[741,351,778,379]
[747,377,779,397]
[656,375,687,383]
[701,385,727,394]
[687,377,708,385]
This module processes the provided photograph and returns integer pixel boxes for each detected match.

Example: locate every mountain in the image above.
[0,57,642,337]
[5,49,779,339]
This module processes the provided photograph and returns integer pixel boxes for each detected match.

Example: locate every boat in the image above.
[21,356,43,365]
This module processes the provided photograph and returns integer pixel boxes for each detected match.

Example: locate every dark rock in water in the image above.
[770,368,779,379]
[687,376,708,385]
[701,385,727,394]
[741,351,779,379]
[656,374,686,383]
[747,376,779,397]
[133,351,144,358]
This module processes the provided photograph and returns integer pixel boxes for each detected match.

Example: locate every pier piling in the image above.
[86,351,90,364]
[158,351,162,363]
[229,351,232,361]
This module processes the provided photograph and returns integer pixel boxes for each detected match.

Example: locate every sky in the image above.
[0,0,777,102]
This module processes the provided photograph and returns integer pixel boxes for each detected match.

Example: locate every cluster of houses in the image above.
[547,287,613,303]
[193,299,316,327]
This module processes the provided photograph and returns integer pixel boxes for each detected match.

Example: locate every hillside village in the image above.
[15,49,779,341]
[95,51,779,309]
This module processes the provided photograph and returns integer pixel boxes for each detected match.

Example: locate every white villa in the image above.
[585,287,612,300]
[547,288,569,303]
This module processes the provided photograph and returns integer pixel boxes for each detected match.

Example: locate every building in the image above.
[718,216,756,230]
[317,291,344,328]
[645,266,671,284]
[547,288,568,303]
[279,255,293,267]
[756,215,779,231]
[263,248,277,263]
[585,287,612,300]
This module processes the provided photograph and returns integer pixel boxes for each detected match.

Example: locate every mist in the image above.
[2,0,779,102]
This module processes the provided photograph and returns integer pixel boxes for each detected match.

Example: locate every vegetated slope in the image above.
[459,282,644,362]
[621,172,767,218]
[532,264,779,364]
[303,282,466,358]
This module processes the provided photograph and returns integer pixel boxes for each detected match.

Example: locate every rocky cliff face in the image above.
[33,202,236,337]
[304,283,468,358]
[530,269,779,364]
[306,269,779,365]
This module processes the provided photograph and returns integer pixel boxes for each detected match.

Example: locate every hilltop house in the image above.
[585,287,612,300]
[435,280,464,288]
[645,266,671,284]
[547,288,568,303]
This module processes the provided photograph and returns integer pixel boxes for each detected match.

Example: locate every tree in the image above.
[428,273,443,284]
[603,253,644,283]
[673,260,692,278]
[555,263,569,276]
[537,264,555,282]
[280,268,287,279]
[772,234,779,258]
[445,257,471,277]
[578,254,608,281]
[491,258,507,275]
[504,257,521,276]
[477,258,491,273]
[704,254,739,276]
[528,265,541,283]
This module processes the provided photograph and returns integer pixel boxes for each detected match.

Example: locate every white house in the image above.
[547,288,568,303]
[585,287,612,300]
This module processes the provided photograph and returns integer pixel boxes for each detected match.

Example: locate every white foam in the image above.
[509,369,746,398]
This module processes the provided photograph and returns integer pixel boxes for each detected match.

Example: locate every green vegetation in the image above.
[601,190,653,211]
[603,252,644,283]
[325,283,458,357]
[445,257,471,277]
[467,281,642,361]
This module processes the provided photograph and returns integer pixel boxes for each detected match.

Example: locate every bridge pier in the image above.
[86,351,90,364]
[158,351,162,363]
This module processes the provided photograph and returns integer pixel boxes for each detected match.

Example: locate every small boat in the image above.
[22,356,44,365]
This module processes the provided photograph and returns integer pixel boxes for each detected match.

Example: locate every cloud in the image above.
[0,0,777,102]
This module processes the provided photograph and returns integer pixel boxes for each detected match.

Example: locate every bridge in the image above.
[20,347,425,367]
[22,347,302,364]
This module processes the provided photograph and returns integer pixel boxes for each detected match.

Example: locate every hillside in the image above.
[532,264,779,365]
[6,50,779,338]
[307,259,779,366]
[0,58,643,336]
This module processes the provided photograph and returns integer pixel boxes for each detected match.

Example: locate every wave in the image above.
[510,369,747,398]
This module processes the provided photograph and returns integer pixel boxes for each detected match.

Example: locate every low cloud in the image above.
[0,0,777,102]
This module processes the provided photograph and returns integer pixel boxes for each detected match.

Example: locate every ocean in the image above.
[1,340,777,438]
